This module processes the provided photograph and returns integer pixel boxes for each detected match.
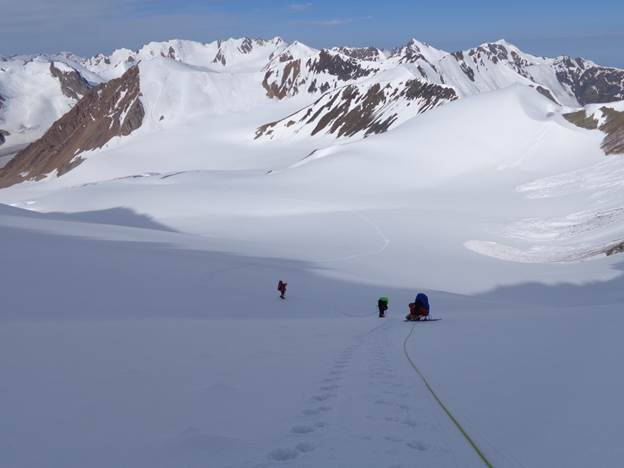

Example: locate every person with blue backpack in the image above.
[406,293,430,321]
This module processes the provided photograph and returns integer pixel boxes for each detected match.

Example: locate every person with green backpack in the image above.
[377,297,389,318]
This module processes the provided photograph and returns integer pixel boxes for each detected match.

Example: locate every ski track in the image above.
[238,318,475,468]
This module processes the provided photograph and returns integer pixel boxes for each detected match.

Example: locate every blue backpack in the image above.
[415,293,430,311]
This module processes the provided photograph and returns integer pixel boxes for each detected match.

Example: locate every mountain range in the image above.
[1,36,623,187]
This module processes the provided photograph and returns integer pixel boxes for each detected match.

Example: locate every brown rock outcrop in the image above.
[564,106,624,155]
[0,66,144,188]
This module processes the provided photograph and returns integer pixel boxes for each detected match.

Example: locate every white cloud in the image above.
[297,16,373,28]
[288,3,313,12]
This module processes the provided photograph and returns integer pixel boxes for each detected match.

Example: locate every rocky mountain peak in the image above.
[389,39,448,66]
[49,62,92,100]
[333,46,384,62]
[554,55,624,105]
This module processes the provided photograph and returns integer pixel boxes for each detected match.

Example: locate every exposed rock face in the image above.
[309,50,376,81]
[257,78,457,139]
[451,51,476,82]
[391,39,438,65]
[554,57,624,105]
[0,129,9,146]
[564,106,624,155]
[0,94,5,110]
[533,85,560,104]
[600,108,624,155]
[262,59,302,99]
[239,38,254,54]
[334,47,383,62]
[563,110,599,130]
[467,43,531,78]
[0,66,144,188]
[262,46,380,100]
[49,63,92,99]
[606,241,624,256]
[213,48,227,66]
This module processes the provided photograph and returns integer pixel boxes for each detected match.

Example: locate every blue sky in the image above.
[1,0,623,66]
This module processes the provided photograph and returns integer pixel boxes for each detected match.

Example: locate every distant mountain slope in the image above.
[261,42,380,99]
[256,39,624,140]
[0,66,143,187]
[0,56,100,152]
[257,71,457,139]
[82,37,288,80]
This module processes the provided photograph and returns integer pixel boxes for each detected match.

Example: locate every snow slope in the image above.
[1,194,623,468]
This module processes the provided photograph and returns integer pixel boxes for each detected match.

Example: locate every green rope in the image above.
[403,324,494,468]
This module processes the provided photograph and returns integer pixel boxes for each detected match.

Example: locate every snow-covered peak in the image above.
[390,38,449,65]
[210,37,288,70]
[269,41,319,64]
[406,38,448,57]
[492,39,517,48]
[137,56,272,128]
[83,48,138,81]
[465,40,531,62]
[82,37,289,80]
[0,55,97,151]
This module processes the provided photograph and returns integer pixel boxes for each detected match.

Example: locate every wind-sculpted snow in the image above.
[466,151,624,263]
[466,199,624,263]
[517,156,624,199]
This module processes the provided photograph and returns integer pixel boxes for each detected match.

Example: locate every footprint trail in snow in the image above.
[242,318,482,468]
